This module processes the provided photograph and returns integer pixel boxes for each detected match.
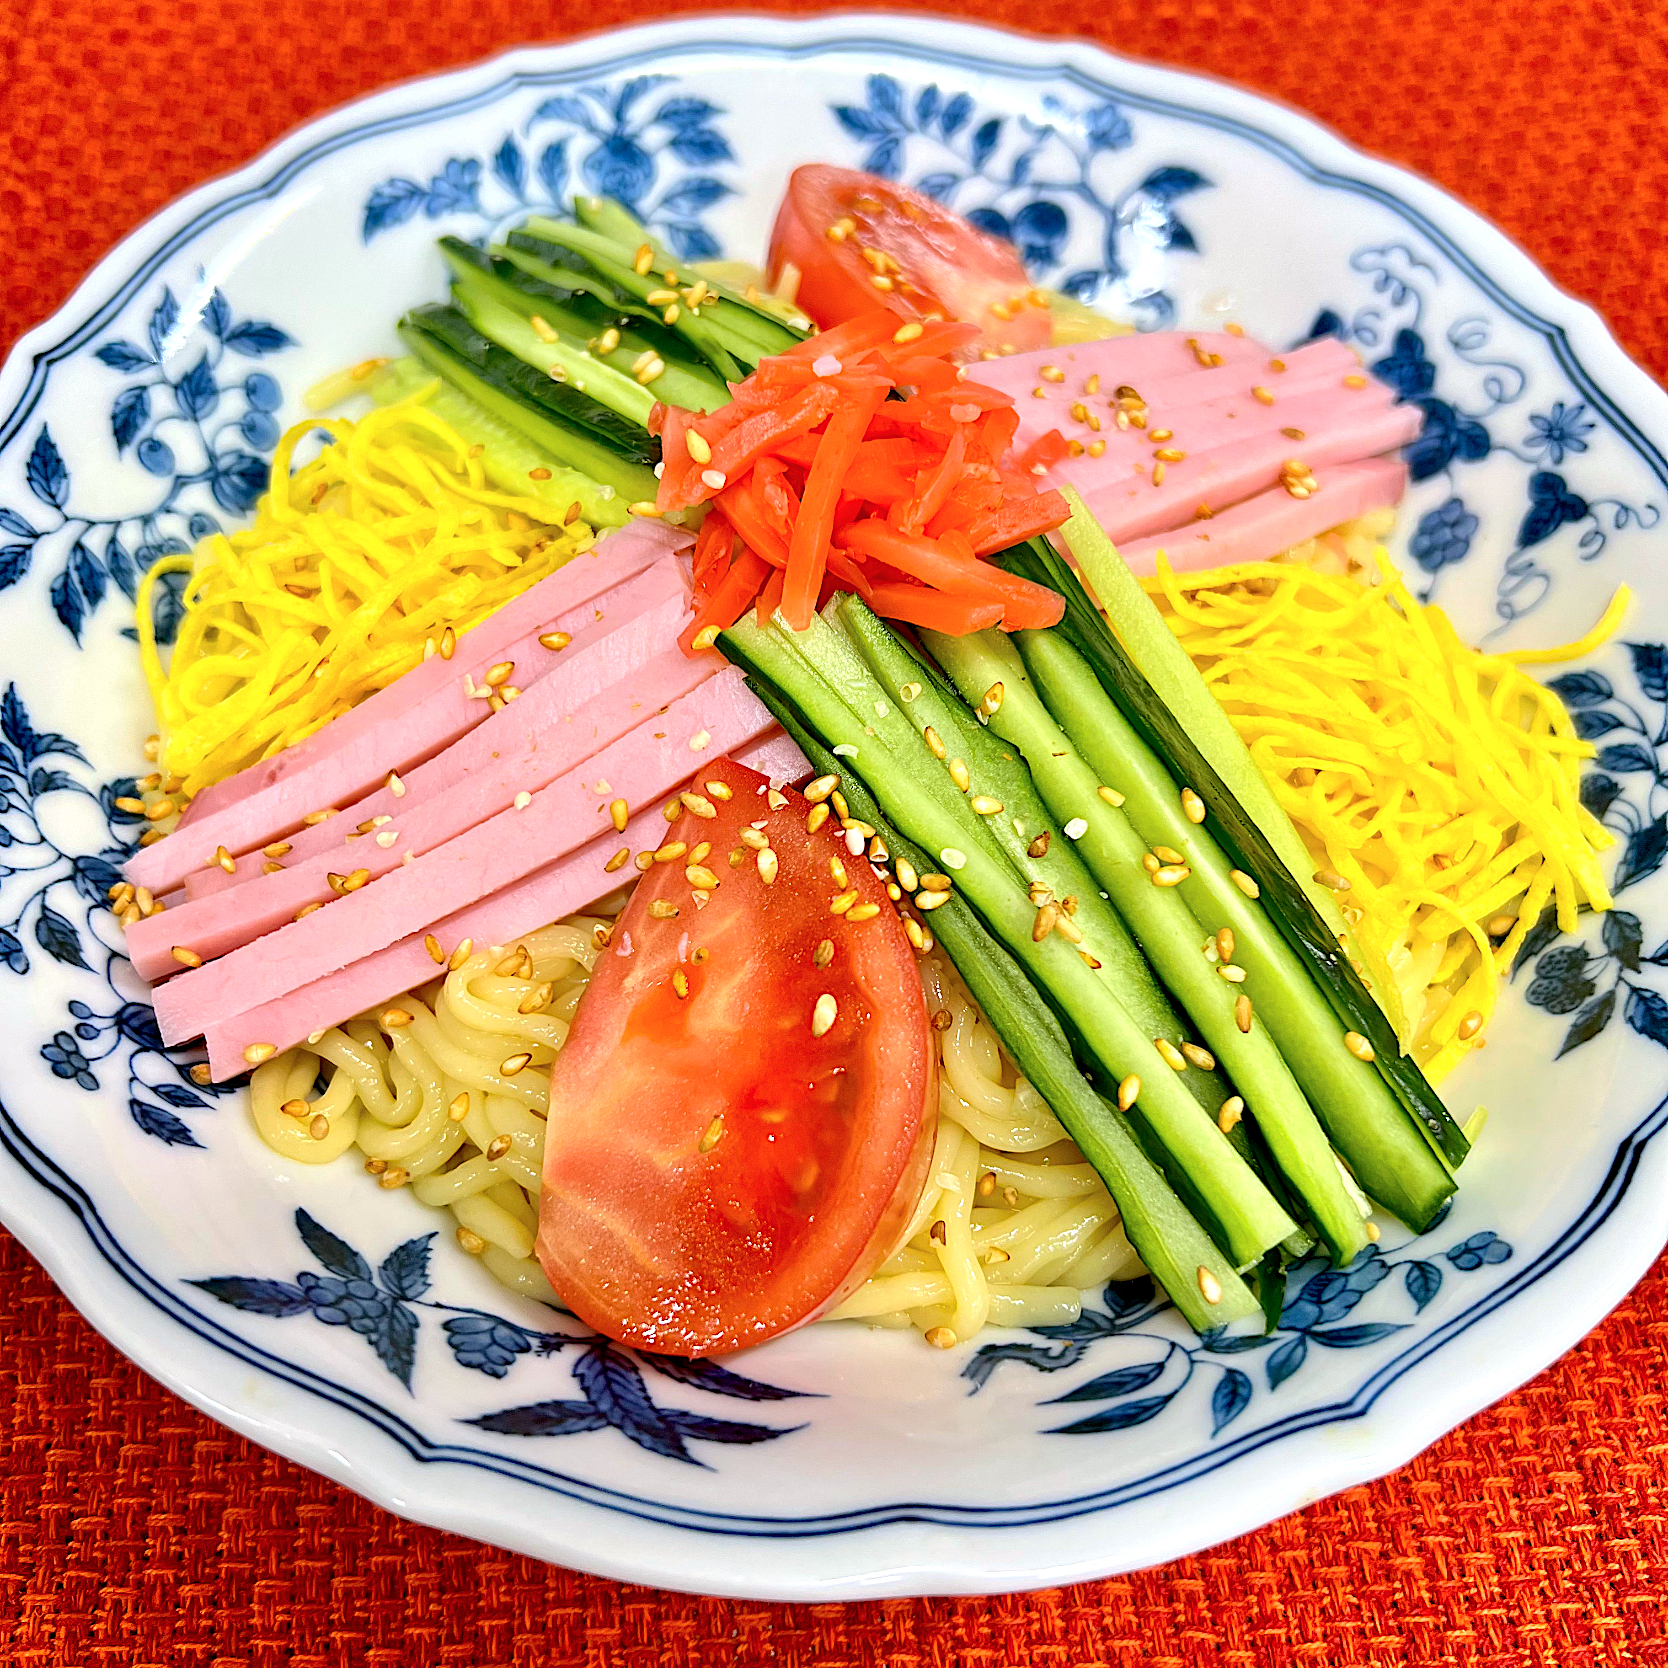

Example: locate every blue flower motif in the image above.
[583,135,655,208]
[1526,944,1596,1015]
[444,1313,534,1378]
[42,1030,97,1091]
[1409,496,1479,572]
[1524,401,1595,467]
[297,1269,390,1336]
[1445,1232,1513,1271]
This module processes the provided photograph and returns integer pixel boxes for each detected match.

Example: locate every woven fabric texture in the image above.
[2,0,1667,1662]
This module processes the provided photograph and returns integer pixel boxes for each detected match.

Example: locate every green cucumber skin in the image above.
[738,668,1260,1330]
[720,615,1295,1270]
[1015,625,1455,1229]
[831,595,1231,1117]
[927,627,1370,1265]
[370,359,631,529]
[396,321,659,506]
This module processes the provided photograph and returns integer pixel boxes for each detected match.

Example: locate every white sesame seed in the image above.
[1063,817,1088,840]
[700,468,727,491]
[940,848,966,870]
[811,993,838,1037]
[375,829,399,848]
[832,743,858,757]
[845,827,865,857]
[514,792,532,810]
[812,355,843,377]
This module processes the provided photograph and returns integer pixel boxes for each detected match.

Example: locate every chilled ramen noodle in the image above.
[249,919,1145,1342]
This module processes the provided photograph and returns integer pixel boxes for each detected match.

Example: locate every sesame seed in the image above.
[1117,1074,1146,1114]
[1155,1037,1188,1072]
[1153,864,1190,888]
[922,726,946,760]
[805,774,840,804]
[829,889,859,916]
[1235,994,1254,1033]
[1344,1031,1376,1062]
[811,993,838,1037]
[847,901,881,922]
[1182,1042,1216,1071]
[1198,1267,1224,1305]
[739,827,770,851]
[1230,869,1260,899]
[689,729,712,752]
[940,849,966,870]
[685,864,719,889]
[1251,385,1275,406]
[377,1166,411,1190]
[1152,461,1166,486]
[1458,1010,1484,1041]
[1154,447,1186,462]
[704,780,732,801]
[519,982,553,1015]
[170,946,202,969]
[654,841,687,863]
[768,788,788,809]
[447,938,474,972]
[1180,788,1206,823]
[499,1051,533,1077]
[381,1008,413,1029]
[970,795,1003,816]
[1313,869,1352,891]
[243,1043,277,1065]
[1486,914,1516,937]
[757,848,779,885]
[1344,373,1368,388]
[1028,831,1052,859]
[306,1113,330,1141]
[1218,1095,1244,1133]
[1218,962,1247,982]
[1032,903,1059,942]
[981,681,1004,716]
[1217,928,1235,962]
[925,1326,956,1349]
[919,873,952,893]
[438,628,456,661]
[1053,914,1084,945]
[947,758,971,792]
[679,791,717,819]
[1040,365,1065,383]
[845,827,865,857]
[1063,817,1088,840]
[915,888,951,912]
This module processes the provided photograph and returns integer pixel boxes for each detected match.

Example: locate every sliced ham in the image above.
[1112,457,1409,574]
[127,628,715,983]
[130,548,692,897]
[971,329,1265,414]
[173,519,688,832]
[152,667,776,1049]
[196,729,809,1078]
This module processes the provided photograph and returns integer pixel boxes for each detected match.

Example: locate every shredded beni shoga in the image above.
[1147,511,1626,1079]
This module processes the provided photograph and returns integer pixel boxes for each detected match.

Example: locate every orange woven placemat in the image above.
[3,0,1667,1661]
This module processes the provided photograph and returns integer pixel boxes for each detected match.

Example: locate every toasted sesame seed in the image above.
[170,945,203,969]
[293,903,322,920]
[939,849,967,870]
[1153,865,1190,887]
[1230,869,1260,899]
[1313,869,1352,892]
[922,726,946,760]
[1344,1031,1376,1062]
[947,758,971,792]
[243,1043,277,1065]
[1234,994,1253,1034]
[1457,1010,1484,1041]
[925,1326,956,1349]
[679,791,717,820]
[919,873,952,893]
[804,774,840,804]
[654,841,688,864]
[1182,1042,1216,1071]
[1218,963,1247,983]
[756,848,779,885]
[1217,1095,1245,1133]
[1155,1037,1188,1072]
[1217,928,1235,963]
[1053,914,1084,945]
[1154,447,1186,463]
[830,855,849,888]
[1344,373,1368,388]
[1028,830,1052,859]
[1151,461,1166,486]
[365,1158,387,1175]
[302,808,335,827]
[849,901,882,922]
[829,888,859,916]
[1032,903,1059,942]
[1181,787,1206,824]
[894,857,919,893]
[499,1051,533,1077]
[379,1007,414,1030]
[739,827,770,851]
[970,795,1003,816]
[811,993,838,1037]
[377,1166,411,1190]
[1198,1266,1224,1305]
[519,982,553,1015]
[1116,1074,1141,1112]
[915,888,951,912]
[686,864,720,889]
[1486,914,1517,937]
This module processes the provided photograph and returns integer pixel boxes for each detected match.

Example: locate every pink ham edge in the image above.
[153,666,774,1047]
[180,567,696,904]
[1112,457,1409,574]
[128,628,714,983]
[197,729,809,1078]
[166,517,687,834]
[132,543,692,896]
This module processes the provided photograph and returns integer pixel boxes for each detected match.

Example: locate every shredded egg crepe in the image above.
[1146,516,1626,1080]
[137,397,595,797]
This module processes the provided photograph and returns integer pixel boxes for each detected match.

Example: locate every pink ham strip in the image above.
[1111,457,1409,574]
[152,667,775,1047]
[197,729,809,1078]
[181,571,696,903]
[1060,392,1423,546]
[131,546,691,897]
[971,329,1266,411]
[127,626,714,983]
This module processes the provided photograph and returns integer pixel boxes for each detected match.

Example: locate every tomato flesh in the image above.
[769,165,1052,355]
[535,758,936,1356]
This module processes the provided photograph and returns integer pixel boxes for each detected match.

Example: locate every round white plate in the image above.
[1,13,1665,1602]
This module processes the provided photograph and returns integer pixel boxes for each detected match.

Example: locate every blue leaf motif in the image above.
[1406,399,1491,482]
[147,289,179,359]
[660,223,720,262]
[2,687,40,759]
[863,137,903,181]
[1625,985,1668,1048]
[49,568,84,641]
[190,1277,310,1316]
[1555,988,1615,1057]
[1596,743,1656,775]
[1371,328,1436,399]
[914,171,961,205]
[532,94,594,129]
[377,1233,435,1300]
[970,118,1001,171]
[363,178,427,238]
[611,76,662,124]
[573,1343,695,1464]
[1519,471,1589,550]
[209,451,270,515]
[151,1082,207,1110]
[0,928,26,974]
[1308,307,1349,342]
[0,545,31,590]
[424,158,482,217]
[938,91,974,138]
[1404,1260,1443,1312]
[469,1399,609,1437]
[659,1409,801,1446]
[1267,1333,1308,1388]
[1603,910,1644,971]
[914,85,942,128]
[1045,1360,1165,1403]
[835,104,890,139]
[657,176,730,216]
[222,319,294,358]
[295,1209,371,1282]
[0,509,35,537]
[1160,218,1198,254]
[1140,165,1208,202]
[1580,773,1621,818]
[536,140,569,205]
[653,96,721,130]
[962,1340,1087,1391]
[666,126,732,166]
[205,290,232,340]
[1047,1394,1172,1435]
[26,428,69,509]
[1084,102,1133,150]
[1626,642,1668,703]
[1615,816,1668,892]
[110,386,149,452]
[29,767,76,797]
[130,1097,202,1146]
[1211,1368,1253,1434]
[1526,944,1595,1014]
[1310,1322,1408,1348]
[368,1301,418,1389]
[639,1352,810,1401]
[1546,669,1614,708]
[71,854,124,906]
[174,354,217,421]
[70,542,105,613]
[493,135,526,199]
[1281,1250,1390,1330]
[867,74,904,122]
[94,340,153,372]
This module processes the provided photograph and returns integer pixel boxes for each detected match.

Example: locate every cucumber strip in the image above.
[521,217,750,381]
[829,593,1233,1118]
[719,613,1295,1270]
[923,626,1370,1264]
[498,234,665,322]
[397,316,659,506]
[995,534,1469,1191]
[740,666,1260,1330]
[1013,625,1456,1229]
[369,359,630,529]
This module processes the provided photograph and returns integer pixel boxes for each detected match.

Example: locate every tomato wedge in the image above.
[768,165,1052,355]
[535,757,936,1356]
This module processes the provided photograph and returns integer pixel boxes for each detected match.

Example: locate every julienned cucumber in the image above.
[738,667,1260,1331]
[368,359,630,529]
[1014,624,1456,1231]
[993,529,1469,1189]
[718,611,1296,1270]
[923,626,1371,1264]
[397,312,660,507]
[828,594,1233,1120]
